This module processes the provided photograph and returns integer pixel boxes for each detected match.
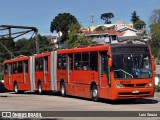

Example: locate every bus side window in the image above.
[35,58,43,71]
[82,53,89,70]
[44,56,48,71]
[18,61,23,73]
[24,60,28,73]
[13,62,18,74]
[57,54,66,70]
[74,53,81,70]
[57,54,61,70]
[4,64,8,75]
[68,54,73,70]
[61,54,66,70]
[90,52,98,71]
[100,51,108,74]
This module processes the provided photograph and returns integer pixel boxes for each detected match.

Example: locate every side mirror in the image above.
[108,57,112,67]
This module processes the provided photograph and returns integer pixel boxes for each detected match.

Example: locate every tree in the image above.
[38,35,53,53]
[131,11,140,24]
[101,13,114,24]
[149,23,160,62]
[14,38,30,56]
[50,13,79,42]
[157,49,160,65]
[149,9,160,27]
[94,26,106,31]
[134,20,146,30]
[65,23,96,48]
[0,38,15,62]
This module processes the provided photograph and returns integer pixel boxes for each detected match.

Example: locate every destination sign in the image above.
[111,46,149,53]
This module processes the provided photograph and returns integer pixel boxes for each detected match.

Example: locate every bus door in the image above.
[44,56,50,83]
[4,64,10,84]
[4,64,8,84]
[17,61,23,83]
[23,60,29,84]
[99,51,109,88]
[35,58,44,83]
[8,63,12,84]
[67,54,74,84]
[67,54,74,95]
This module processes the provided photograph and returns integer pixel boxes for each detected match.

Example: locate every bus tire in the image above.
[38,82,43,95]
[60,82,66,97]
[91,84,99,102]
[14,82,19,94]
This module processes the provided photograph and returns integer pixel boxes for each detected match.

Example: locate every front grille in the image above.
[136,83,146,87]
[123,84,134,87]
[122,83,147,87]
[118,92,150,96]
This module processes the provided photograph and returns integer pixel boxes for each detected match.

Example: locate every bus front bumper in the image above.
[115,88,154,99]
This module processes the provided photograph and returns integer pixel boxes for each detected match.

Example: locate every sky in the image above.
[0,0,160,36]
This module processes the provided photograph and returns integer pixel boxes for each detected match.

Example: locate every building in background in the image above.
[83,30,118,44]
[81,20,145,44]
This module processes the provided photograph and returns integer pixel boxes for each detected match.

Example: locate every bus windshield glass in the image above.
[111,45,152,79]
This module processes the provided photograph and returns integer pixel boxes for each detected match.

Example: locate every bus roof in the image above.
[34,52,50,58]
[4,55,30,64]
[57,44,110,54]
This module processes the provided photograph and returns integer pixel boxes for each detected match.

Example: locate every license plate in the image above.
[132,90,139,94]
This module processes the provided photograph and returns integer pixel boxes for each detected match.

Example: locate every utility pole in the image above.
[91,14,94,24]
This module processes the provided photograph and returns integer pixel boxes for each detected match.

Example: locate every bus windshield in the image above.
[111,45,152,79]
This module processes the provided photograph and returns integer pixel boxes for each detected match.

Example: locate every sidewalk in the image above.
[154,92,160,98]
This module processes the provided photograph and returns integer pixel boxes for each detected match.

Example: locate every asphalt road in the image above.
[0,92,160,120]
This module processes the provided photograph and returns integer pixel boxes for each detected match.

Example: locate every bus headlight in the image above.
[146,82,152,87]
[115,82,124,88]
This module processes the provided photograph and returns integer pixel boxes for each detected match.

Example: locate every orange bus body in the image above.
[3,44,155,100]
[4,56,30,91]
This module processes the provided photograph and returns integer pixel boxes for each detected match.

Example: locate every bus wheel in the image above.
[60,82,66,97]
[38,82,43,95]
[14,82,19,94]
[91,85,99,102]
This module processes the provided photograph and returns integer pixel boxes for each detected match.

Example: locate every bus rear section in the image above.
[3,56,31,93]
[3,52,58,94]
[110,44,155,100]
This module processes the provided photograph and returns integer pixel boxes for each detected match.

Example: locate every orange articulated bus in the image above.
[3,44,155,101]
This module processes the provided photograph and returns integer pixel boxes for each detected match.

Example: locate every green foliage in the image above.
[0,73,3,80]
[157,50,160,65]
[149,23,160,61]
[65,23,96,48]
[14,38,31,56]
[155,81,160,92]
[94,26,111,31]
[0,35,53,63]
[100,13,114,24]
[134,20,146,30]
[50,13,79,42]
[0,37,15,62]
[126,40,133,44]
[149,9,160,27]
[38,35,53,53]
[131,11,140,24]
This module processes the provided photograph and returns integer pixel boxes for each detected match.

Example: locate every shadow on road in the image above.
[6,91,159,105]
[99,98,158,105]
